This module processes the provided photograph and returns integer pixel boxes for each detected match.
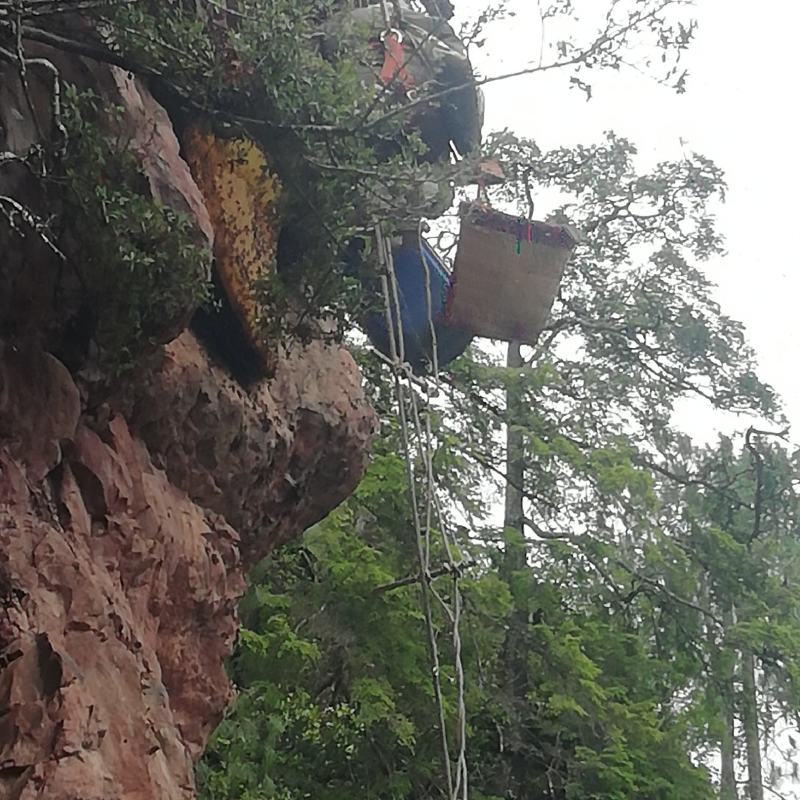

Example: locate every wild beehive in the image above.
[184,127,282,375]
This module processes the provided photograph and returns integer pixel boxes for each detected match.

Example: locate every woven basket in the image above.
[445,205,578,345]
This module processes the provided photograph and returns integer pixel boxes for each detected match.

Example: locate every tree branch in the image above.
[373,559,477,595]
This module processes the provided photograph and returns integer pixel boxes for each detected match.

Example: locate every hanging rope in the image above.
[374,220,470,800]
[418,219,441,382]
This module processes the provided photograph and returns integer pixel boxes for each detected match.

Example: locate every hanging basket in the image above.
[445,204,579,345]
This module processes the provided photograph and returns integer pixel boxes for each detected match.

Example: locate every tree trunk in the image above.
[497,340,530,796]
[720,607,738,800]
[720,700,737,800]
[741,648,763,800]
[503,340,525,576]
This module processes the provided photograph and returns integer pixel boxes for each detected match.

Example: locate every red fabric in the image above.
[379,33,415,91]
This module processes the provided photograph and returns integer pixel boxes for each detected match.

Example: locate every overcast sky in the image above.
[456,0,800,443]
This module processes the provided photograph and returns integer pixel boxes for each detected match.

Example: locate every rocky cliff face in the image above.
[0,46,376,800]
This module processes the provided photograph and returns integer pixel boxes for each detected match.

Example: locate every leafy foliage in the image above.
[55,87,210,370]
[199,444,714,800]
[190,2,800,797]
[197,9,800,796]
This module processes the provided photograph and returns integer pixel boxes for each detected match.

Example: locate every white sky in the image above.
[457,0,800,442]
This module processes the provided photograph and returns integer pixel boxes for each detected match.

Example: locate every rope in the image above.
[418,219,440,381]
[375,220,470,800]
[406,369,468,800]
[318,5,479,781]
[378,226,453,796]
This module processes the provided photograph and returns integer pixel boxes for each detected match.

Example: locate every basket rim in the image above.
[459,202,580,249]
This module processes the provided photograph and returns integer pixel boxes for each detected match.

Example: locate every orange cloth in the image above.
[379,32,415,91]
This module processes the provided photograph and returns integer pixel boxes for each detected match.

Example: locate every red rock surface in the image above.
[126,333,375,564]
[0,40,376,800]
[0,331,374,800]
